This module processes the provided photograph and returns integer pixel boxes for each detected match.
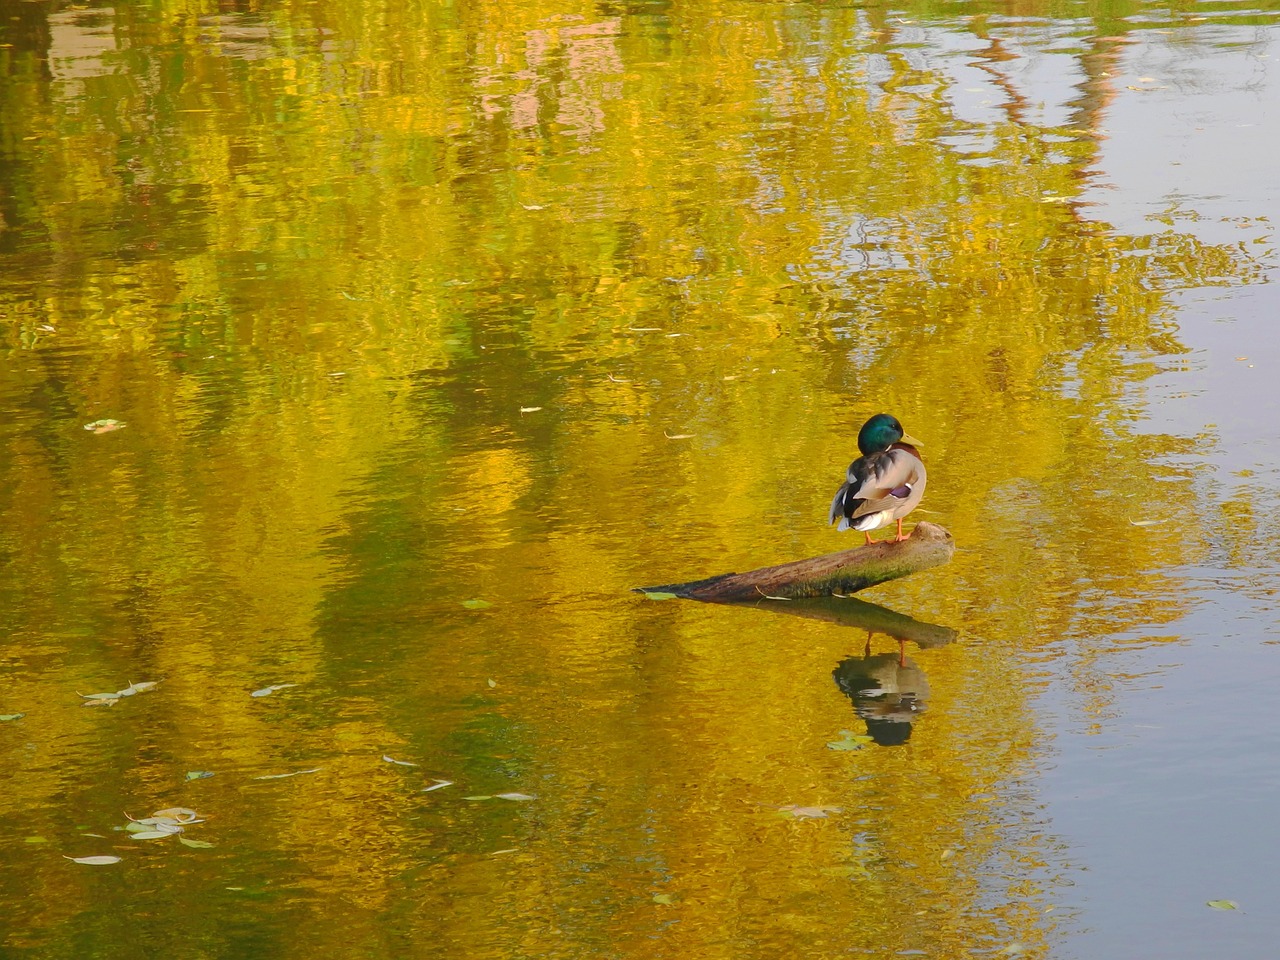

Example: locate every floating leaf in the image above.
[489,848,519,856]
[422,779,453,793]
[1128,518,1167,527]
[382,755,419,767]
[0,713,23,721]
[115,681,158,697]
[83,698,119,707]
[179,837,215,849]
[463,795,493,801]
[495,792,535,801]
[652,893,675,905]
[827,731,874,752]
[778,805,842,820]
[150,808,199,822]
[79,691,121,700]
[250,683,298,698]
[65,855,122,865]
[84,419,125,434]
[519,406,542,414]
[130,830,175,840]
[487,678,497,688]
[185,771,214,781]
[252,767,321,780]
[24,836,48,844]
[461,599,492,610]
[124,822,149,834]
[1207,899,1239,911]
[641,591,679,601]
[663,430,694,440]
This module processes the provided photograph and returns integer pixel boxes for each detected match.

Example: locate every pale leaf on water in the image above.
[382,755,419,767]
[130,830,175,840]
[422,780,453,792]
[250,683,298,698]
[519,406,542,413]
[1207,899,1240,911]
[151,808,199,821]
[495,792,535,801]
[487,678,497,688]
[185,771,214,781]
[83,419,125,434]
[778,804,842,820]
[65,855,122,865]
[461,599,492,610]
[663,430,694,440]
[463,795,493,801]
[83,698,119,707]
[252,768,321,781]
[0,713,23,721]
[179,838,215,849]
[1128,518,1167,527]
[79,691,120,700]
[652,893,675,905]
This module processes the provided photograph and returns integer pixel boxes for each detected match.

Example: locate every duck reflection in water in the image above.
[833,643,929,747]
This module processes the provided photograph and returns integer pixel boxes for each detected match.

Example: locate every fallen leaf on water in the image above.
[422,779,453,792]
[185,771,214,781]
[487,678,497,688]
[754,587,792,601]
[463,795,493,801]
[1207,899,1239,911]
[116,681,158,697]
[0,713,24,721]
[79,691,122,700]
[382,755,419,767]
[83,698,119,707]
[250,683,298,698]
[150,808,200,822]
[652,893,675,905]
[519,406,542,414]
[179,837,216,849]
[495,792,535,801]
[1128,518,1167,527]
[827,730,874,751]
[489,848,519,856]
[663,430,694,440]
[252,767,321,781]
[130,830,176,841]
[461,599,492,610]
[84,419,126,434]
[778,804,842,820]
[65,855,122,865]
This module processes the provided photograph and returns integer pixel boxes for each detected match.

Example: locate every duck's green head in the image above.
[857,413,921,454]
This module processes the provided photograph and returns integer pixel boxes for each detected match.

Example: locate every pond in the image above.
[2,0,1280,956]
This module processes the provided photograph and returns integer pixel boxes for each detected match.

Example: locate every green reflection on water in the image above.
[0,0,1273,956]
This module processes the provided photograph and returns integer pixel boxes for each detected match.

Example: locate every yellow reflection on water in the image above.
[0,0,1273,957]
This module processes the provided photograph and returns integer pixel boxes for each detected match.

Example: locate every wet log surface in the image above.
[637,521,954,602]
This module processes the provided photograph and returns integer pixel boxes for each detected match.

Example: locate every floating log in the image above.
[637,521,954,602]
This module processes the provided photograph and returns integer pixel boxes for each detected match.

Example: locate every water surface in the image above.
[2,1,1280,957]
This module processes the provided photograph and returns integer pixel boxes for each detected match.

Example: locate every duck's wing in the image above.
[839,449,925,520]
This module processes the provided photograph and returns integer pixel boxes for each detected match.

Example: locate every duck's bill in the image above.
[900,433,924,447]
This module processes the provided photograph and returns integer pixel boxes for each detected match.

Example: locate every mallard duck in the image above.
[828,413,927,545]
